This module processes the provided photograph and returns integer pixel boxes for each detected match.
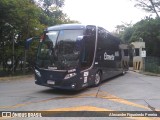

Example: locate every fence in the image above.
[145,56,160,74]
[0,60,33,77]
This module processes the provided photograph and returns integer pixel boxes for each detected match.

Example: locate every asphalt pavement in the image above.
[0,71,160,120]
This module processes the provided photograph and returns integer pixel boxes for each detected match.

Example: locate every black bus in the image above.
[34,24,125,90]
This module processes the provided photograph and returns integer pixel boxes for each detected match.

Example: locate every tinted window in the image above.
[57,30,83,55]
[80,25,96,70]
[36,30,84,70]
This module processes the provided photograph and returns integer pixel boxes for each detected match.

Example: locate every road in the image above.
[0,71,160,120]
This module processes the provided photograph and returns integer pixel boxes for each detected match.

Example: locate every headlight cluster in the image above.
[64,73,77,79]
[35,69,41,77]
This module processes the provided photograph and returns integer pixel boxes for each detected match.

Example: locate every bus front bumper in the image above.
[35,74,88,90]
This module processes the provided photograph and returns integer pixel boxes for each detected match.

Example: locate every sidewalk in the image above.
[129,67,160,77]
[0,74,34,81]
[139,71,160,77]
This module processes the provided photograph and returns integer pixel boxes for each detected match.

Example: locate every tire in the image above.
[93,71,102,87]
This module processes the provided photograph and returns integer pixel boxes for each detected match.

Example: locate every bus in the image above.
[34,24,126,90]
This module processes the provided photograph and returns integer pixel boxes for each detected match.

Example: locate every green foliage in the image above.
[145,56,160,73]
[114,22,133,43]
[131,17,160,57]
[122,27,134,43]
[0,0,79,75]
[133,0,160,18]
[116,17,160,57]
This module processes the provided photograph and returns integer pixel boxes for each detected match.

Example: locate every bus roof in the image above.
[45,24,122,43]
[45,24,87,31]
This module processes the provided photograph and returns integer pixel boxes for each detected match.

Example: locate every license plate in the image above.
[47,80,55,85]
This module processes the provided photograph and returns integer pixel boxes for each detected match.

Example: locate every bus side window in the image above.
[97,27,110,52]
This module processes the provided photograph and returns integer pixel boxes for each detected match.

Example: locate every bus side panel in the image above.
[95,28,122,81]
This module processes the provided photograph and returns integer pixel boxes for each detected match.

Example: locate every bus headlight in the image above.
[35,69,41,77]
[64,73,77,79]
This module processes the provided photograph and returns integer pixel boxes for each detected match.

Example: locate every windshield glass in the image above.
[36,30,83,70]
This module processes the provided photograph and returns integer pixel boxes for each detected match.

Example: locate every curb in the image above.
[139,71,160,77]
[132,70,160,77]
[0,74,34,81]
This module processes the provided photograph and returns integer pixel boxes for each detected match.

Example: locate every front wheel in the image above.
[93,71,101,87]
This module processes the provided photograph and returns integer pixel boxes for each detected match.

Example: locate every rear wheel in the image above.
[93,71,101,87]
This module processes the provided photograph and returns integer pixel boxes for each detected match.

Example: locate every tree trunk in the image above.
[149,0,160,18]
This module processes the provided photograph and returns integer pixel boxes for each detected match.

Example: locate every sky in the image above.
[63,0,150,32]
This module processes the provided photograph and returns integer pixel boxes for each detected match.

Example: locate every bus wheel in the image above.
[94,71,101,87]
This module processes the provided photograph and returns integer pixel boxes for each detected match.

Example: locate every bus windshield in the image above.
[36,30,84,70]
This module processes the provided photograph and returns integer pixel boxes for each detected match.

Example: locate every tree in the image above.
[133,0,160,18]
[35,0,79,26]
[0,0,79,75]
[0,0,45,73]
[116,17,160,57]
[130,17,160,57]
[122,27,134,43]
[114,22,133,42]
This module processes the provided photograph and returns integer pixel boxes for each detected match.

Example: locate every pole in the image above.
[143,57,145,72]
[12,35,14,74]
[23,49,27,74]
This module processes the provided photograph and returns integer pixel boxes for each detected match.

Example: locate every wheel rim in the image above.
[95,72,101,85]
